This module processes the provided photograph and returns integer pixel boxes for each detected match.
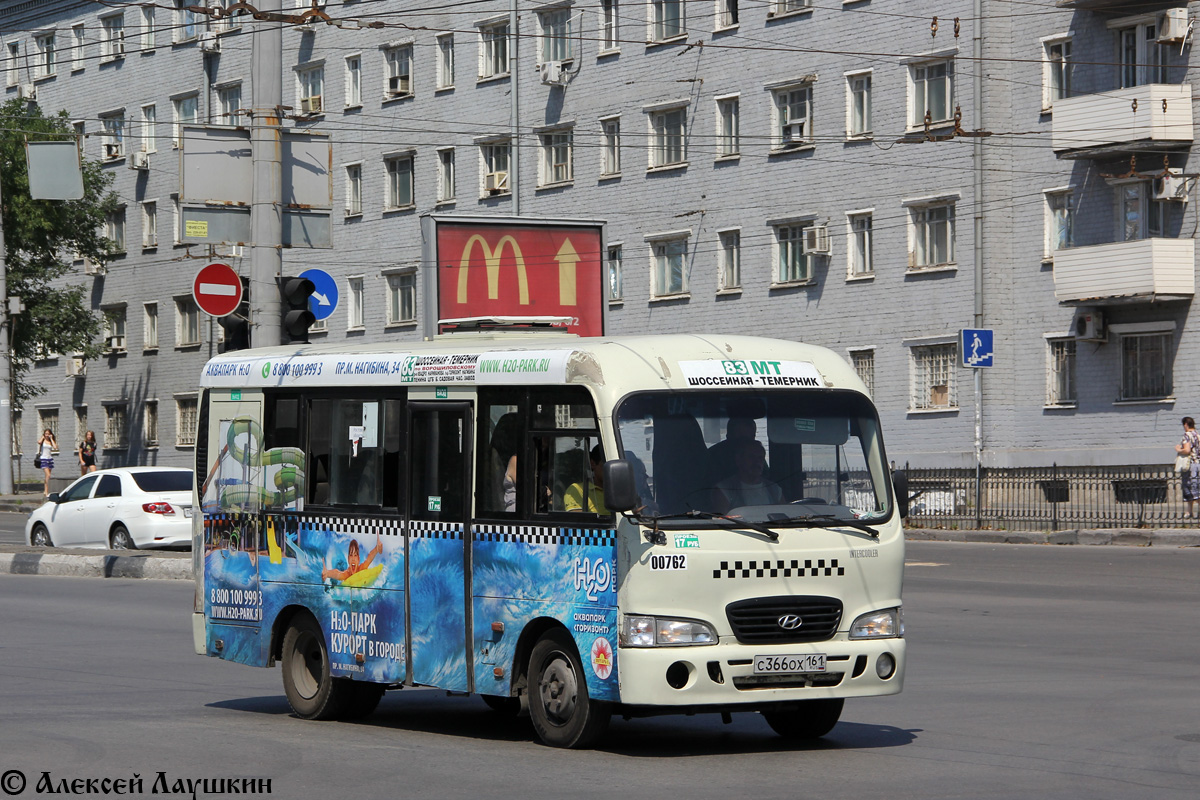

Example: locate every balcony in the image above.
[1051,84,1192,158]
[1053,238,1195,304]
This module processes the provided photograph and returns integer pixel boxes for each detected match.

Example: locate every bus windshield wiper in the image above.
[777,513,879,538]
[633,509,779,542]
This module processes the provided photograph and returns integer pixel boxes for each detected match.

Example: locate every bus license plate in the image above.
[753,654,826,674]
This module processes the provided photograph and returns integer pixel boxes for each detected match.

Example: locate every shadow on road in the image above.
[207,691,919,754]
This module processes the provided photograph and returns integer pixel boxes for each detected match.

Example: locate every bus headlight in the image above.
[620,615,717,647]
[848,607,903,639]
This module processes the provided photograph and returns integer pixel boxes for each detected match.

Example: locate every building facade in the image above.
[0,0,1196,479]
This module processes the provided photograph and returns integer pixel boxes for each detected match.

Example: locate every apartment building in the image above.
[0,0,1195,474]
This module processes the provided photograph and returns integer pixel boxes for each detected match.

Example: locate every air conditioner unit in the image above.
[1074,308,1106,343]
[103,143,123,159]
[782,122,807,143]
[1155,174,1189,202]
[540,60,565,85]
[16,83,35,100]
[387,75,410,96]
[1159,7,1190,43]
[129,150,149,171]
[200,32,221,53]
[300,95,323,114]
[485,171,509,193]
[107,336,126,352]
[66,357,86,377]
[802,225,830,255]
[82,259,106,277]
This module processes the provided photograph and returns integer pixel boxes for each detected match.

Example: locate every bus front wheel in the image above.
[281,614,351,720]
[761,698,844,739]
[528,630,610,748]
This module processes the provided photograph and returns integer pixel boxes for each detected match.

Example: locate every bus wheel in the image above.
[480,694,522,717]
[528,630,610,748]
[281,614,349,720]
[761,698,844,739]
[341,681,385,720]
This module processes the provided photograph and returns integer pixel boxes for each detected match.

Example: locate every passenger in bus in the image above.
[321,534,383,582]
[707,416,771,484]
[564,444,609,514]
[490,413,521,512]
[715,439,783,511]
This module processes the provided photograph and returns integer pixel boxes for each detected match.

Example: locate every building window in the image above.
[650,236,688,297]
[144,401,159,447]
[217,83,241,123]
[851,349,875,396]
[1120,332,1171,400]
[171,193,181,245]
[384,154,414,209]
[142,201,157,249]
[910,202,955,268]
[438,149,456,203]
[176,397,198,446]
[71,24,86,70]
[540,129,573,186]
[74,408,87,452]
[34,32,54,78]
[652,0,685,41]
[101,14,125,60]
[1047,338,1076,406]
[478,20,510,79]
[175,0,202,42]
[100,112,126,160]
[172,94,197,148]
[539,8,574,62]
[848,212,873,276]
[717,96,739,157]
[650,106,686,168]
[481,140,511,194]
[773,84,812,148]
[144,302,158,349]
[437,34,455,88]
[1043,38,1071,108]
[1044,189,1073,257]
[848,72,872,136]
[175,297,200,346]
[347,277,364,329]
[384,45,412,98]
[911,342,957,410]
[386,272,416,324]
[718,0,739,28]
[769,0,811,16]
[718,230,741,290]
[601,117,621,175]
[106,207,126,253]
[601,0,619,49]
[345,164,362,215]
[140,104,156,153]
[297,64,324,114]
[774,223,811,284]
[140,6,155,49]
[1117,21,1167,88]
[608,244,623,301]
[1118,181,1165,241]
[38,408,60,450]
[911,59,953,127]
[103,306,127,351]
[344,55,361,107]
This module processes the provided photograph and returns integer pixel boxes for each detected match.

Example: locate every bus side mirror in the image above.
[603,460,639,513]
[892,470,909,519]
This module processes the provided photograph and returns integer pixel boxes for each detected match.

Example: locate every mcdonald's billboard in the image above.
[435,220,605,336]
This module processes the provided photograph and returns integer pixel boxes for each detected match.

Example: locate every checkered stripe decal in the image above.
[299,515,405,537]
[713,559,844,579]
[408,520,465,540]
[474,523,617,547]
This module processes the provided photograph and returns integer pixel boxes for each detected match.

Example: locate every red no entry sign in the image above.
[193,262,243,317]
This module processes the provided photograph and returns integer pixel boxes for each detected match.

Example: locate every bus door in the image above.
[201,398,266,654]
[405,402,474,692]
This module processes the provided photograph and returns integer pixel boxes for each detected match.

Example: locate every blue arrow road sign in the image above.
[962,328,994,368]
[299,268,338,321]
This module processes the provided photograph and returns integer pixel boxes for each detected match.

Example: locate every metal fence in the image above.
[904,464,1198,531]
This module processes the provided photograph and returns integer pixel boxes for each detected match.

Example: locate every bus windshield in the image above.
[614,390,892,527]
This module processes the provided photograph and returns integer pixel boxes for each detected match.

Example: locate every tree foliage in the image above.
[0,97,119,403]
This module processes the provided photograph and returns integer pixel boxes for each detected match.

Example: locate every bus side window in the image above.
[478,403,521,517]
[308,399,332,505]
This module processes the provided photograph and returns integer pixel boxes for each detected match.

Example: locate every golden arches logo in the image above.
[456,234,530,305]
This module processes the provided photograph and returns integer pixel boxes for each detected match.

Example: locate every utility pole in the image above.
[251,0,283,348]
[0,176,12,494]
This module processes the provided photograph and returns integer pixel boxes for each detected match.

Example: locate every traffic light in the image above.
[279,276,316,344]
[219,277,251,352]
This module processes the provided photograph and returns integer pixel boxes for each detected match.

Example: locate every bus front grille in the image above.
[725,596,843,644]
[732,672,844,690]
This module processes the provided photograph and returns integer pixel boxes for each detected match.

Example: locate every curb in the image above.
[904,527,1200,547]
[0,550,192,581]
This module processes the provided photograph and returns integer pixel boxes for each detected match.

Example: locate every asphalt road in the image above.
[0,541,1197,799]
[0,510,30,546]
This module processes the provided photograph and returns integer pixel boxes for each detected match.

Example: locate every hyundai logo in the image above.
[777,614,804,630]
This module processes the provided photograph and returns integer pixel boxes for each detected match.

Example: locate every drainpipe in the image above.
[510,0,521,215]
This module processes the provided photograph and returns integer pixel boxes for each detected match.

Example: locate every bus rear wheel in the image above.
[281,614,351,720]
[528,630,610,748]
[761,698,844,739]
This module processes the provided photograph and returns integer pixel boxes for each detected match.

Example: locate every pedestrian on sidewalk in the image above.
[1177,417,1200,519]
[78,430,97,476]
[37,428,57,500]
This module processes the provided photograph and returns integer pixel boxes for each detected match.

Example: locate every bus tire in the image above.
[281,614,350,720]
[761,698,844,739]
[528,629,610,748]
[341,681,385,720]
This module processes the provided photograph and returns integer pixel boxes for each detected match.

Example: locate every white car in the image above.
[26,467,195,550]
